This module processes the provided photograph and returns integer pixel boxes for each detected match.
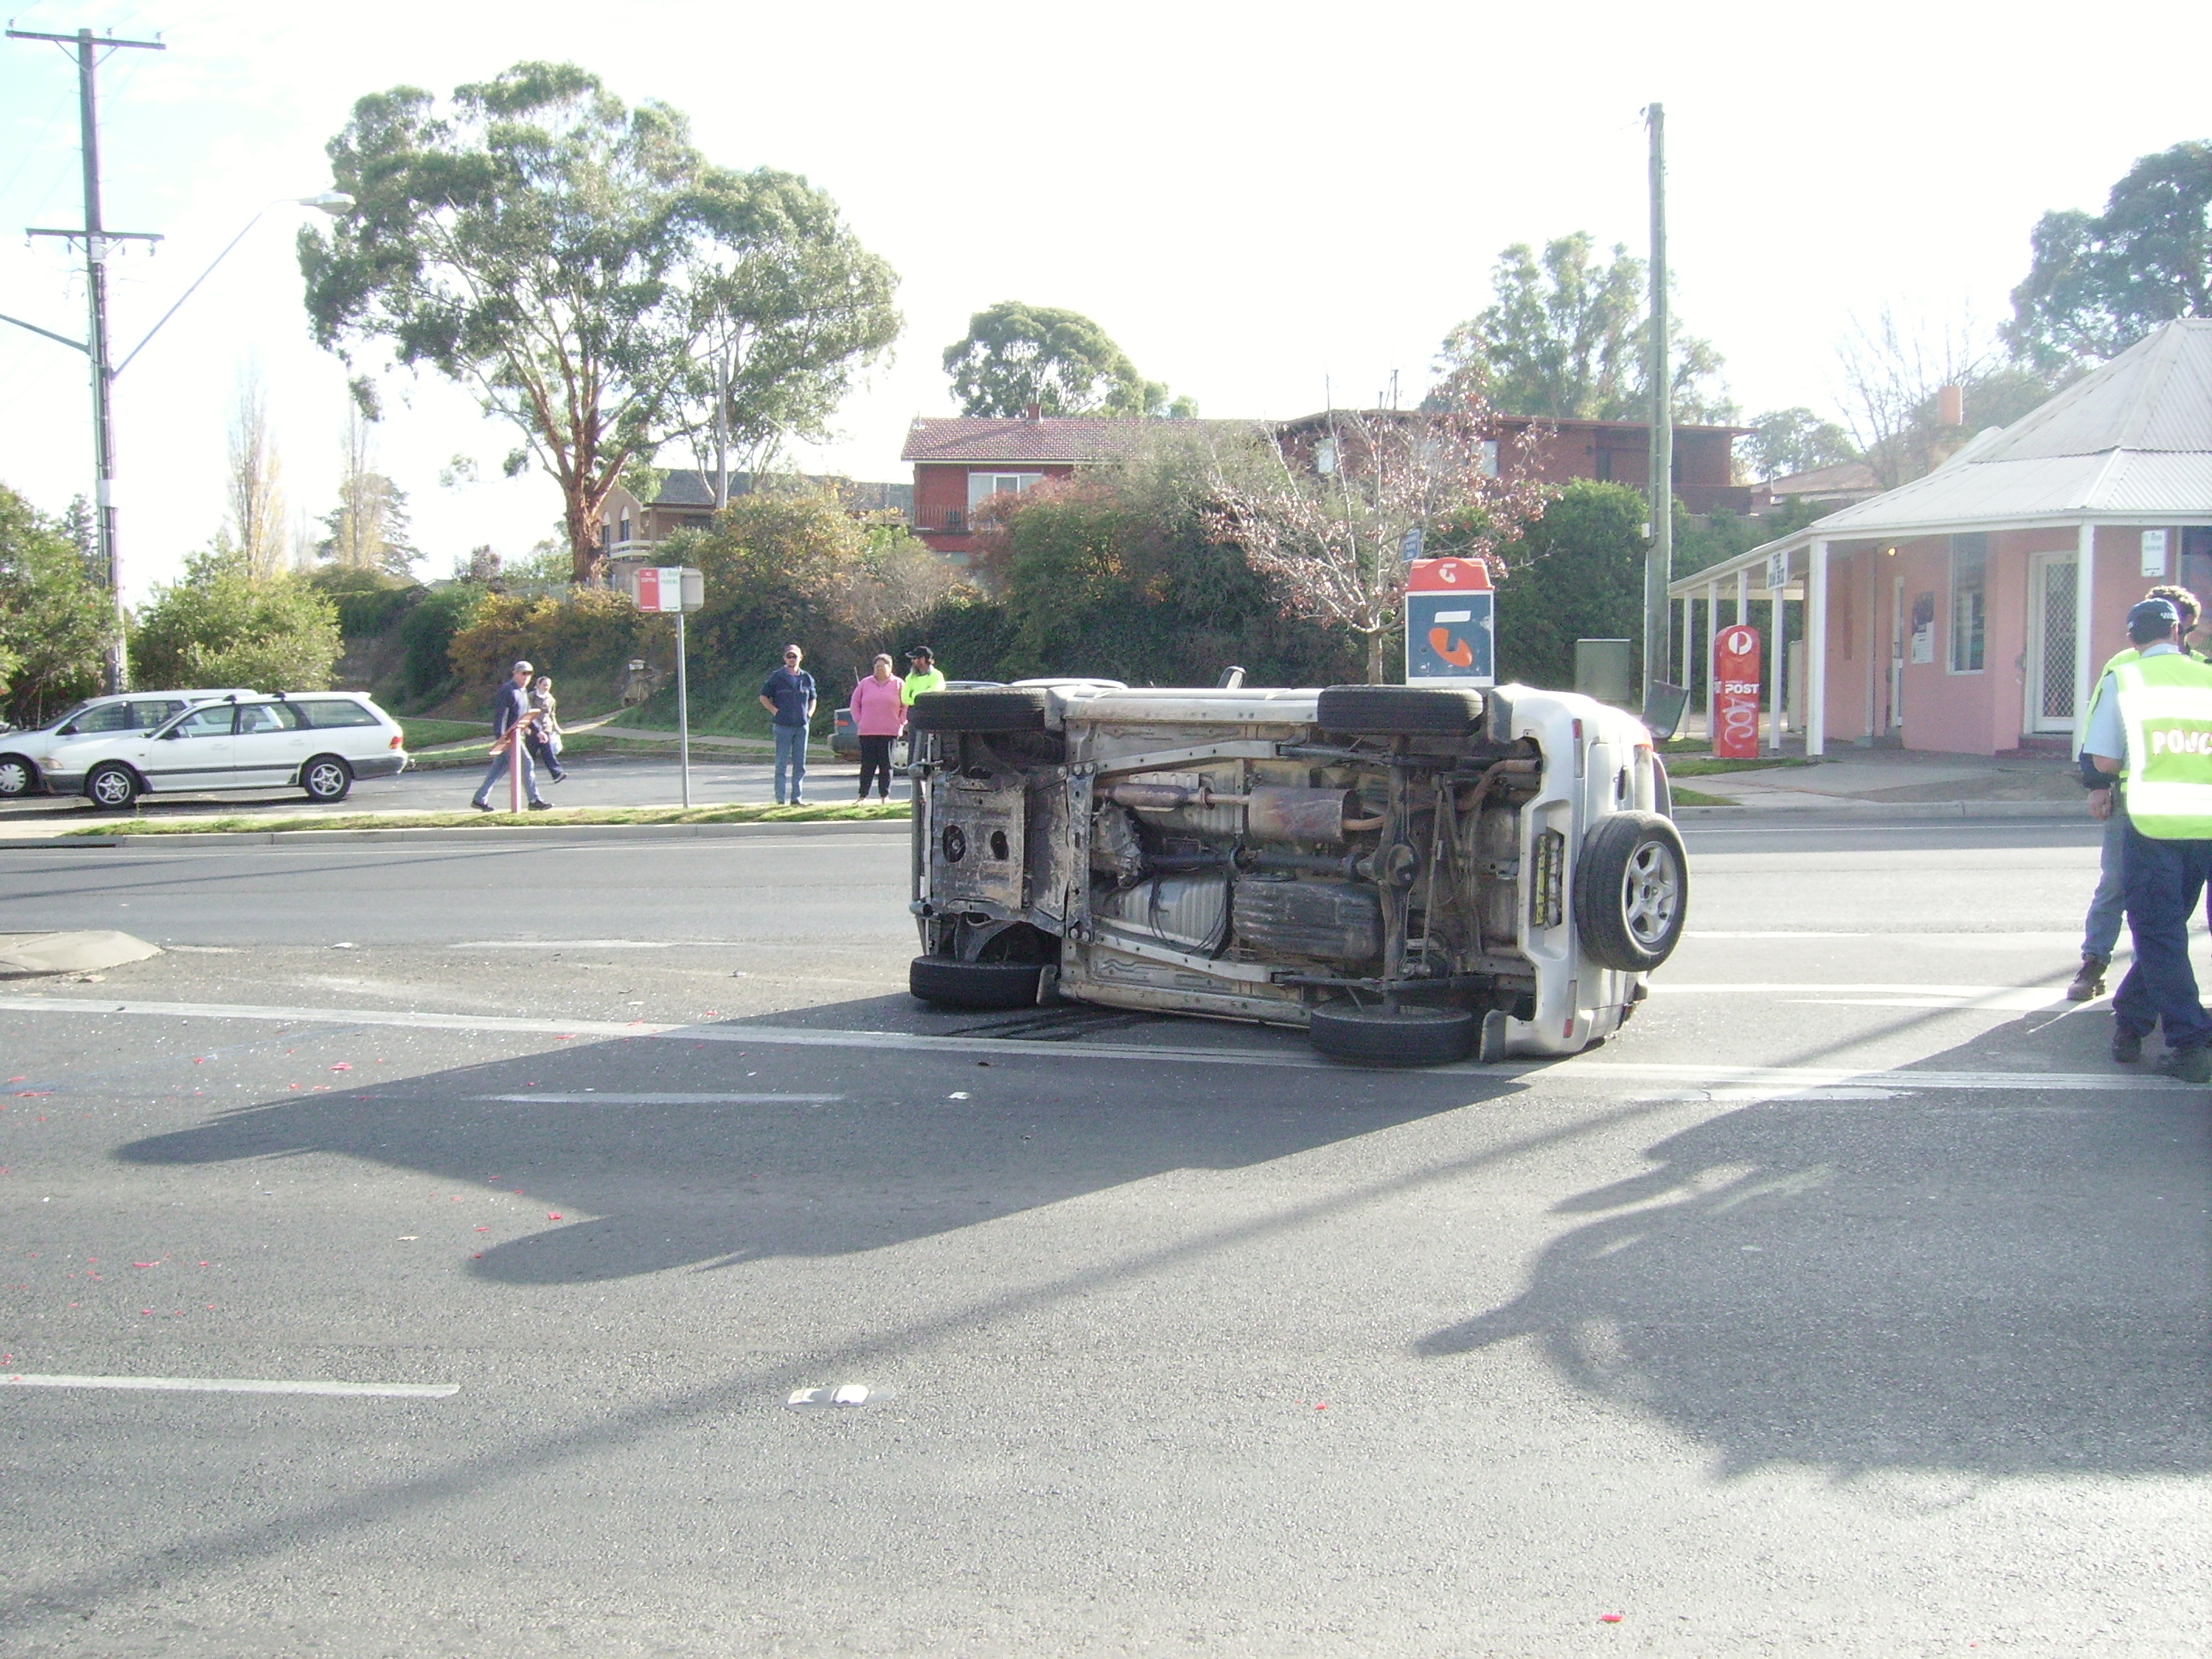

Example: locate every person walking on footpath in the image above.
[526,673,568,784]
[759,643,817,805]
[902,645,946,708]
[2082,596,2212,1082]
[471,659,551,812]
[849,653,906,802]
[2068,583,2204,1000]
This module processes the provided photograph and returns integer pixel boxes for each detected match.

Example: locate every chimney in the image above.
[1024,401,1042,422]
[1938,384,1963,426]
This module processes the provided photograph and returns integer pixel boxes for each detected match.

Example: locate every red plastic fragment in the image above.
[1598,1614,1622,1624]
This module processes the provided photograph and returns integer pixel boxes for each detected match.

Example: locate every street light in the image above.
[0,190,353,690]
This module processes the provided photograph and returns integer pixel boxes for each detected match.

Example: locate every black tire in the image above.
[301,754,353,804]
[0,753,35,798]
[1308,1003,1476,1067]
[908,687,1051,734]
[85,763,140,811]
[909,955,1047,1010]
[1574,810,1688,972]
[1316,684,1486,736]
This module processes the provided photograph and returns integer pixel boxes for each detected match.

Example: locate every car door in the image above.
[141,703,236,791]
[230,701,308,788]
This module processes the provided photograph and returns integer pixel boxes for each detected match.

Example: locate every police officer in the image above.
[2082,596,2212,1081]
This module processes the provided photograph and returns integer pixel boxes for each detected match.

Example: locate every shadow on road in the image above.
[116,1016,1509,1285]
[1417,1011,2212,1477]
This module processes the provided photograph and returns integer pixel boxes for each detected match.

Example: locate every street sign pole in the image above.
[676,607,690,808]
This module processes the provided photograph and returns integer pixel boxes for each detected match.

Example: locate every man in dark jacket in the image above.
[758,644,817,805]
[471,659,551,812]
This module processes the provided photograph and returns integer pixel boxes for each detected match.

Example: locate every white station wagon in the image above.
[41,692,409,809]
[0,689,256,798]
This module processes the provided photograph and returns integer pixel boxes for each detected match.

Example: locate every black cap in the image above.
[906,645,933,659]
[2128,598,2181,642]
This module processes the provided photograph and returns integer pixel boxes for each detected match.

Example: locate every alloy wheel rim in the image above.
[92,772,130,805]
[1622,841,1680,946]
[308,763,345,797]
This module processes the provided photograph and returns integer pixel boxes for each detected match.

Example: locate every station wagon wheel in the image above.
[1316,685,1487,736]
[0,753,33,797]
[301,754,353,804]
[907,687,1051,733]
[85,763,140,810]
[1572,810,1688,972]
[1308,1003,1476,1068]
[909,956,1049,1010]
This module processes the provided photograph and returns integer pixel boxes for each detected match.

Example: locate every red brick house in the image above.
[904,409,1751,562]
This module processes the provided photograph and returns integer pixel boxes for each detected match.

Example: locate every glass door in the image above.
[2026,554,2078,733]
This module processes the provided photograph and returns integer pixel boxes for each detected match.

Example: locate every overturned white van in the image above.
[905,680,1685,1067]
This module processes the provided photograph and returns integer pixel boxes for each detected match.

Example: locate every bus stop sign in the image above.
[1404,558,1494,686]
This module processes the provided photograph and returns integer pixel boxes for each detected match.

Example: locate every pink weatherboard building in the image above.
[1670,321,2212,757]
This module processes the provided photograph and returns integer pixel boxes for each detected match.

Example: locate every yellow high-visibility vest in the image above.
[2115,654,2212,837]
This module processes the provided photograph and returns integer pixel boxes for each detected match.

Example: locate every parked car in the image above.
[0,689,258,798]
[830,679,1005,762]
[903,680,1685,1067]
[41,692,409,809]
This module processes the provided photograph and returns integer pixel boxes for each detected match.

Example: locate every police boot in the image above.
[2155,1045,2212,1085]
[2067,954,2109,1001]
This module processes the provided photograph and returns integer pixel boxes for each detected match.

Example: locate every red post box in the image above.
[1712,625,1762,760]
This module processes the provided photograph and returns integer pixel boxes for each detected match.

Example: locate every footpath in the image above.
[1677,742,2085,819]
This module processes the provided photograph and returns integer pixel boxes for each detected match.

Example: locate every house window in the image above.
[966,471,1042,510]
[1949,533,1987,673]
[618,513,632,545]
[1480,440,1498,478]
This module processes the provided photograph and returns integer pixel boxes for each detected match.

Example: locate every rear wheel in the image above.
[1308,1003,1476,1067]
[301,755,353,804]
[909,956,1048,1010]
[1316,684,1486,736]
[1574,810,1688,972]
[0,753,35,798]
[85,763,140,810]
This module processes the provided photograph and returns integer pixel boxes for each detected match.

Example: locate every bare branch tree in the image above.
[224,367,288,582]
[1205,397,1555,683]
[1834,307,1991,490]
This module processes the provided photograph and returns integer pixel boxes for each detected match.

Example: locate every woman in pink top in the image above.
[848,654,906,800]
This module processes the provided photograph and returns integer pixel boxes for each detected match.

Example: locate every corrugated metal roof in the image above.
[1975,318,2212,460]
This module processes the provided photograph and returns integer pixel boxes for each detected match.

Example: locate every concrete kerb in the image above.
[48,819,913,849]
[1675,798,2086,822]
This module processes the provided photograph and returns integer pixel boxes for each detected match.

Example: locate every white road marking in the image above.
[1686,931,1871,939]
[0,994,2189,1091]
[449,939,675,950]
[476,1092,843,1104]
[2,1373,457,1399]
[1655,982,2067,1000]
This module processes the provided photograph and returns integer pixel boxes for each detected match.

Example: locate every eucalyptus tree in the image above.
[301,61,899,582]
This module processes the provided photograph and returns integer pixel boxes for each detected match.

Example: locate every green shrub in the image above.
[308,564,419,640]
[397,583,489,701]
[1492,480,1647,690]
[446,588,665,714]
[131,551,342,692]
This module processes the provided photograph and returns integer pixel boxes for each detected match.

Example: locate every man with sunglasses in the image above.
[758,644,817,805]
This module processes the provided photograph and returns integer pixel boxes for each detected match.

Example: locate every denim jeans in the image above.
[2111,822,2212,1050]
[774,723,808,802]
[2082,799,2128,960]
[472,743,543,808]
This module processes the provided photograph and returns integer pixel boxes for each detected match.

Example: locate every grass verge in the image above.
[66,801,912,836]
[398,717,489,747]
[1663,755,1814,777]
[1670,786,1736,808]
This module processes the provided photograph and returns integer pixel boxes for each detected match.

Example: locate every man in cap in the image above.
[2068,583,2206,1000]
[471,659,552,812]
[901,646,946,708]
[2081,596,2212,1080]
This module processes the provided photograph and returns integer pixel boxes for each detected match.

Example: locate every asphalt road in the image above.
[0,750,906,826]
[0,816,2203,1656]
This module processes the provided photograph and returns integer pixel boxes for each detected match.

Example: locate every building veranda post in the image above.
[1668,320,2212,757]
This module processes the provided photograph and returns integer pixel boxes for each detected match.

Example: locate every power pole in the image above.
[8,25,165,693]
[1643,101,1672,707]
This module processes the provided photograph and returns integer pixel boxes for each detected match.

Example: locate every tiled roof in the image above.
[901,416,1248,465]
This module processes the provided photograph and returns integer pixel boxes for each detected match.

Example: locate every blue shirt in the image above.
[760,666,816,729]
[2082,642,2179,762]
[489,681,530,738]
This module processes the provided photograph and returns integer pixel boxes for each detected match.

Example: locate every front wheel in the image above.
[909,955,1047,1010]
[1574,810,1688,972]
[85,763,140,810]
[301,755,353,804]
[1308,1003,1476,1068]
[0,753,36,798]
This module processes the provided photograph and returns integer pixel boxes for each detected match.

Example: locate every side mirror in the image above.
[57,724,78,737]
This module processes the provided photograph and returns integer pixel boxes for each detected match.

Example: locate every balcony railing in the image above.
[913,505,968,534]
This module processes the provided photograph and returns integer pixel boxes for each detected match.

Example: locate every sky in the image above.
[2,0,2206,600]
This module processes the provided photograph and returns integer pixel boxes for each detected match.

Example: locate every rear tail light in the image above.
[390,732,405,749]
